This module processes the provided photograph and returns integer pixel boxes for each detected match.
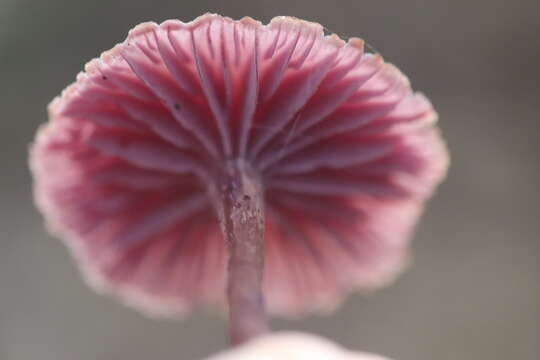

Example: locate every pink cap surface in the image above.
[30,14,448,317]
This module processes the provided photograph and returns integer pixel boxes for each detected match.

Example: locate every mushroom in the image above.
[205,332,391,360]
[30,14,448,344]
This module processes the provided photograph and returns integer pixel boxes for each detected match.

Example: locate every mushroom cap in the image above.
[205,332,391,360]
[30,14,448,317]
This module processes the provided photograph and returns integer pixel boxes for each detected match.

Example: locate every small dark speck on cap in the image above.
[174,103,181,110]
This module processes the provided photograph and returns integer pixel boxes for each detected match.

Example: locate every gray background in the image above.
[1,0,539,359]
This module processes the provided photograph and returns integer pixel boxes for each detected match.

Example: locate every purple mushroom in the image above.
[30,14,448,344]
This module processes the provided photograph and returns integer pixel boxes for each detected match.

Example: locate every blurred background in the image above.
[1,0,539,359]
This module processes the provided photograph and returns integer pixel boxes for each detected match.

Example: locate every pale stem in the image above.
[213,160,268,346]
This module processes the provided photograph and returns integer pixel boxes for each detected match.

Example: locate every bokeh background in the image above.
[1,0,539,359]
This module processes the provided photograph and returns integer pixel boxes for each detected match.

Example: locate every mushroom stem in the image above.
[216,159,268,346]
